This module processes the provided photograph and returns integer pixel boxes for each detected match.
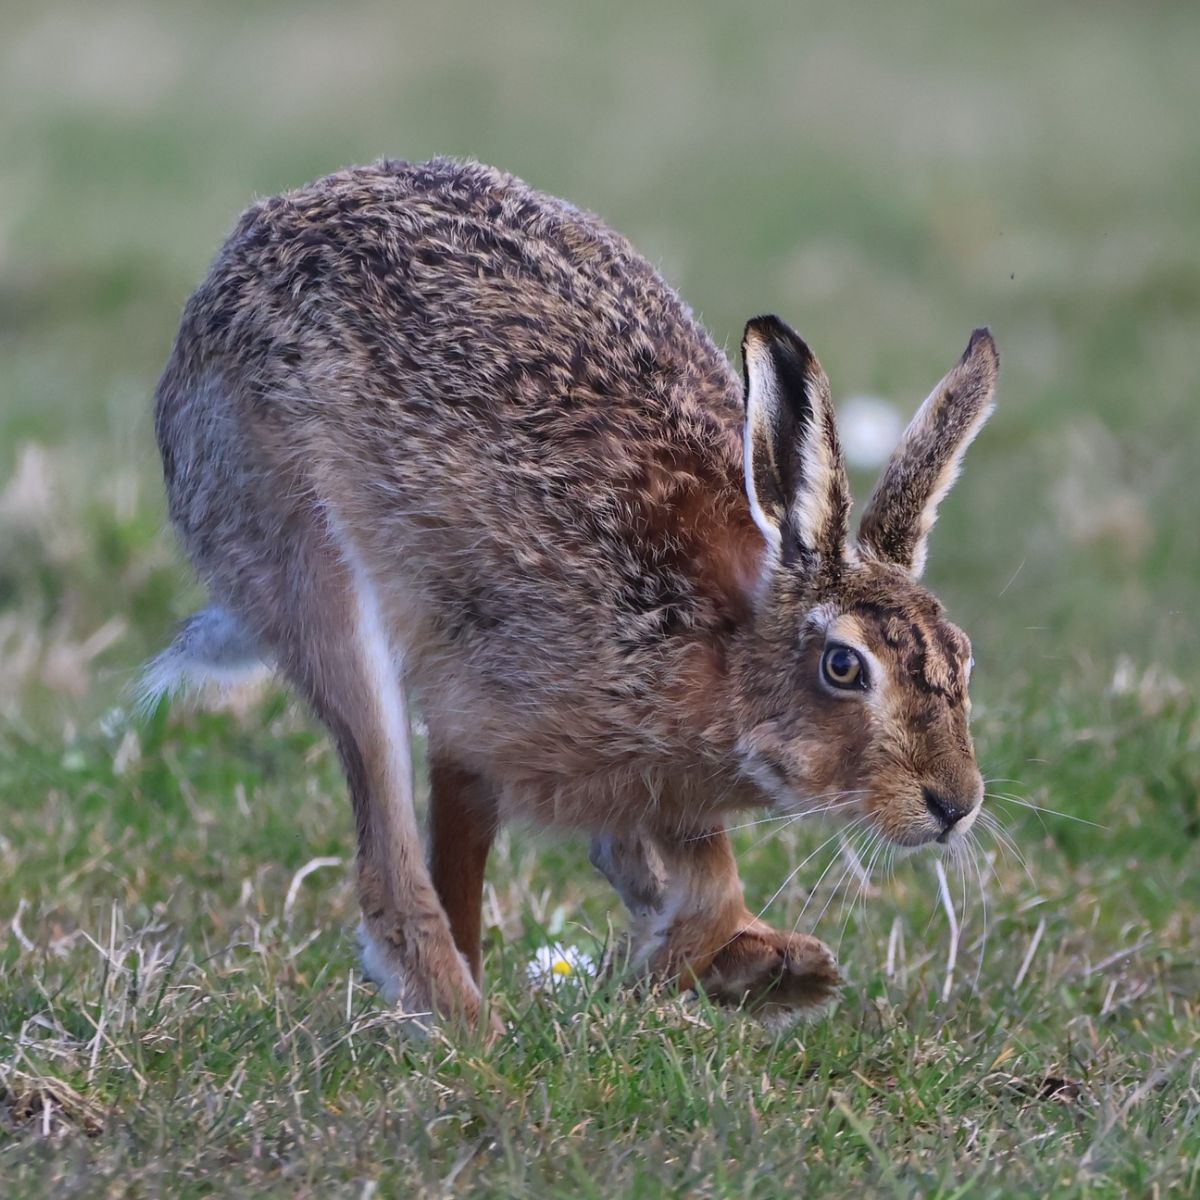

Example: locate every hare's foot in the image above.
[357,909,501,1037]
[590,824,842,1021]
[694,921,841,1019]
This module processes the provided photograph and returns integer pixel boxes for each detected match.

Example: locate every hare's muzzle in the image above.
[923,786,977,843]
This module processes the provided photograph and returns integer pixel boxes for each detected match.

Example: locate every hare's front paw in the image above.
[697,925,842,1020]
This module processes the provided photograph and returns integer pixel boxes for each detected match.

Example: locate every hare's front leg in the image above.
[590,825,841,1019]
[428,754,498,986]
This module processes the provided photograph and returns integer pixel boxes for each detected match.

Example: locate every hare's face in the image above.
[736,566,982,847]
[733,317,997,849]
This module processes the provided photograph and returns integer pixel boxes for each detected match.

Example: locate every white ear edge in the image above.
[742,340,784,553]
[902,386,994,579]
[743,421,782,554]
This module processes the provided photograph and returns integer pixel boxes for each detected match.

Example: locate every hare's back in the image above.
[160,160,758,719]
[181,158,741,468]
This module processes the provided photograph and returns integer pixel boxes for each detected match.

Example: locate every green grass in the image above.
[2,1,1198,1195]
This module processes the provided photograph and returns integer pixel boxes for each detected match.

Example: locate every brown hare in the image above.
[144,158,998,1030]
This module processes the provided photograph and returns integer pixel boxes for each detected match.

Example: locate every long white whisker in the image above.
[978,810,1036,888]
[806,836,865,938]
[986,792,1107,830]
[709,813,803,837]
[751,816,868,927]
[838,832,874,892]
[741,814,805,855]
[840,829,886,951]
[698,789,868,843]
[981,837,1020,903]
[969,840,989,995]
[734,796,868,854]
[832,829,877,950]
[791,821,867,936]
[982,814,1029,870]
[702,814,871,964]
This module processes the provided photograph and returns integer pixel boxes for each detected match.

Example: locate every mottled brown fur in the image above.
[152,158,998,1027]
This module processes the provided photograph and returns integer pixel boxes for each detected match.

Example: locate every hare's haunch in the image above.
[146,159,998,1028]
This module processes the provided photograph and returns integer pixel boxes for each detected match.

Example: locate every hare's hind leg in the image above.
[317,535,485,1027]
[591,826,841,1020]
[428,755,498,985]
[210,504,482,1028]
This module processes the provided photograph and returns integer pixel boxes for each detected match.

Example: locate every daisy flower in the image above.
[527,943,595,986]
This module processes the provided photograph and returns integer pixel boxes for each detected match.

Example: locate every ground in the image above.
[1,1,1198,1196]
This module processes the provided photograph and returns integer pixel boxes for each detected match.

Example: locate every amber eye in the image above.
[821,645,866,690]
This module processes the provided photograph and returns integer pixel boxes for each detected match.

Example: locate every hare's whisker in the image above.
[740,794,869,856]
[701,815,869,964]
[805,834,866,938]
[979,811,1029,868]
[751,816,867,928]
[702,789,867,844]
[969,841,989,995]
[996,556,1026,598]
[707,813,801,838]
[838,832,873,890]
[977,812,1035,889]
[985,792,1106,830]
[790,823,865,936]
[983,776,1028,789]
[838,830,885,949]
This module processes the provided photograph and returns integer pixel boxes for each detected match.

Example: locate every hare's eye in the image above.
[821,645,866,690]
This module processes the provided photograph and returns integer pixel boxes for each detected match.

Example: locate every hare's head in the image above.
[732,317,998,848]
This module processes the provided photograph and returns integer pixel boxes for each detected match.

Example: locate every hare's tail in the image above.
[136,606,270,714]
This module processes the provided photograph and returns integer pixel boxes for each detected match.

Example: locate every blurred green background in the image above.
[2,3,1199,1193]
[3,0,1199,956]
[2,0,1197,732]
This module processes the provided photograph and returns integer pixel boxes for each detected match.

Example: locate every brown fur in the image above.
[151,158,999,1026]
[428,756,496,985]
[858,327,998,577]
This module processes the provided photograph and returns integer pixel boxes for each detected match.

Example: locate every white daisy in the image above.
[527,943,595,986]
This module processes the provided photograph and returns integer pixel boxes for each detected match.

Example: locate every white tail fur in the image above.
[136,606,270,714]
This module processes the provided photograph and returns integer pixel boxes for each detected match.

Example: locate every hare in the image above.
[145,158,998,1029]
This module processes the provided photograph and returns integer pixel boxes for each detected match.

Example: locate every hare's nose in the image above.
[923,787,971,838]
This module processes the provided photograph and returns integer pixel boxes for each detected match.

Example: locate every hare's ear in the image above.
[857,328,998,578]
[742,316,850,568]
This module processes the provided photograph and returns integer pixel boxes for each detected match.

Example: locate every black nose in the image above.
[924,787,970,833]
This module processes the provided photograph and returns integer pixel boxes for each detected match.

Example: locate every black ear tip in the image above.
[743,314,788,344]
[964,326,999,364]
[742,314,815,370]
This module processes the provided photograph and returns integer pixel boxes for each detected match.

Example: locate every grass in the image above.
[1,1,1198,1195]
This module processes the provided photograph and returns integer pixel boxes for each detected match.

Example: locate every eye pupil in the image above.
[823,646,864,689]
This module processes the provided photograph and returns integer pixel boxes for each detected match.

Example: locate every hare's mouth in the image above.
[879,790,981,849]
